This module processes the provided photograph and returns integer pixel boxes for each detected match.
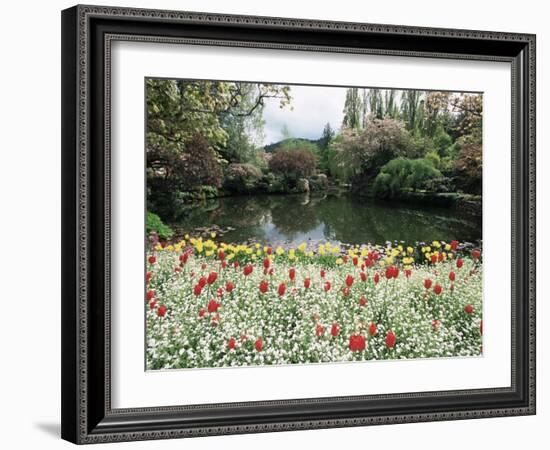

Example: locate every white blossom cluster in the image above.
[145,253,482,370]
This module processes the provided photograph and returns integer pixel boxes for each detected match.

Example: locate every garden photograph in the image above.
[144,78,483,370]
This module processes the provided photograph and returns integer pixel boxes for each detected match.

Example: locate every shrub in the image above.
[223,163,263,194]
[146,211,174,240]
[373,158,442,198]
[268,148,316,180]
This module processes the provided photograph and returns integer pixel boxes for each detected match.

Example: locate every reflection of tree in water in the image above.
[269,195,320,239]
[170,194,481,246]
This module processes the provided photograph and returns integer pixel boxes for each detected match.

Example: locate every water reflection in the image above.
[168,193,481,246]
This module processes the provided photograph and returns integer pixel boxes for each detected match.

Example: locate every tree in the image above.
[400,90,425,134]
[342,88,363,129]
[373,158,442,198]
[268,148,316,181]
[330,118,419,182]
[318,123,335,173]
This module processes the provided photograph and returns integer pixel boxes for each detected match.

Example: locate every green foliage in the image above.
[146,211,174,240]
[373,157,442,198]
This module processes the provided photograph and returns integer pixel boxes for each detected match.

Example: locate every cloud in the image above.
[261,84,347,145]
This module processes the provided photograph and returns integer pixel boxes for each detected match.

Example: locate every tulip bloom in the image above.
[207,271,218,285]
[254,338,263,352]
[259,280,269,294]
[450,240,459,250]
[369,322,377,336]
[304,278,311,289]
[146,290,155,301]
[289,268,296,281]
[432,319,441,331]
[374,273,380,284]
[331,323,340,337]
[320,269,326,278]
[324,281,331,292]
[243,264,253,276]
[157,305,167,317]
[198,276,207,288]
[217,250,225,260]
[386,330,396,349]
[345,275,354,287]
[456,258,464,269]
[278,283,286,296]
[315,324,325,337]
[198,307,206,318]
[360,271,367,282]
[225,281,234,293]
[359,296,367,307]
[464,304,474,314]
[471,249,481,260]
[263,258,270,269]
[207,299,220,313]
[434,283,442,295]
[424,279,433,289]
[352,257,359,266]
[349,335,366,352]
[227,337,236,350]
[193,284,203,296]
[449,271,456,281]
[179,253,189,264]
[148,255,156,265]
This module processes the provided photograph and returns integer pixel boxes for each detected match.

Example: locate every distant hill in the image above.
[263,137,322,153]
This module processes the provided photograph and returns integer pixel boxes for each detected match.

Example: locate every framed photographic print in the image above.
[61,4,536,444]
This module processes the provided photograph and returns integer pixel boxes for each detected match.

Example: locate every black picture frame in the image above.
[61,4,536,444]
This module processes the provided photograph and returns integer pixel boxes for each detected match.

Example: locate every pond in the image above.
[169,193,482,247]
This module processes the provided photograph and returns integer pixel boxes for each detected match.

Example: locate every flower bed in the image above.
[146,239,482,370]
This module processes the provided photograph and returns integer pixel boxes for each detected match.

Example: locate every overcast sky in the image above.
[261,84,347,146]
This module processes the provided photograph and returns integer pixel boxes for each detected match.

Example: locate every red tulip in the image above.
[331,323,340,337]
[345,275,354,287]
[221,260,228,269]
[289,268,296,281]
[263,258,270,269]
[259,280,269,294]
[233,261,239,269]
[254,338,263,352]
[207,271,218,285]
[217,250,225,260]
[349,335,366,352]
[225,281,234,293]
[157,305,167,317]
[201,263,207,270]
[174,266,182,273]
[315,324,325,337]
[352,257,359,266]
[207,299,220,313]
[146,290,155,301]
[385,330,396,349]
[343,256,349,263]
[374,273,380,284]
[405,269,412,278]
[431,254,438,264]
[360,272,367,282]
[365,258,373,268]
[434,283,442,295]
[149,300,156,310]
[359,296,367,306]
[243,264,253,276]
[193,284,203,296]
[342,287,350,297]
[304,278,311,289]
[324,281,331,292]
[146,271,153,283]
[179,253,189,264]
[216,287,223,297]
[424,279,433,289]
[198,307,205,317]
[278,283,286,296]
[450,240,459,250]
[211,314,220,326]
[456,258,464,269]
[372,252,379,261]
[464,304,474,314]
[198,276,207,288]
[148,255,156,265]
[471,249,481,260]
[320,269,326,278]
[369,322,377,336]
[227,337,236,350]
[432,319,441,331]
[449,271,456,281]
[266,247,273,255]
